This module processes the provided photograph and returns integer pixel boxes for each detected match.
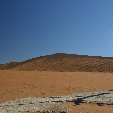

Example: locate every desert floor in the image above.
[0,70,113,113]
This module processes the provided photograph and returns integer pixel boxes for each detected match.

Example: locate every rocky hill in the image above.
[1,53,113,72]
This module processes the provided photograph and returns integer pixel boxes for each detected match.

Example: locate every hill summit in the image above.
[1,53,113,72]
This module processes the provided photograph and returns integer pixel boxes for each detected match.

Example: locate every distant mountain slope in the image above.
[0,62,20,70]
[1,53,113,72]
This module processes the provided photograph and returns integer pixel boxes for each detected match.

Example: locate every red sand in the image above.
[0,70,113,113]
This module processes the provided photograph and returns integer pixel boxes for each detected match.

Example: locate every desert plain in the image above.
[1,70,113,113]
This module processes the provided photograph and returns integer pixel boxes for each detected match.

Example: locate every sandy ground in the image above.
[0,70,113,113]
[64,103,113,113]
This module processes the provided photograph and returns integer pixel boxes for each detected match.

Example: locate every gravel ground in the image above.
[0,90,113,113]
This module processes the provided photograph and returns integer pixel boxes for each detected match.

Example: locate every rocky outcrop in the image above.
[0,90,113,113]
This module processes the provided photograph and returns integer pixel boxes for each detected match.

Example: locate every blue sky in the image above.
[0,0,113,63]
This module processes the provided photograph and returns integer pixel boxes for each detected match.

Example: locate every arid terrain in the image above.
[1,53,113,113]
[1,70,113,113]
[1,53,113,72]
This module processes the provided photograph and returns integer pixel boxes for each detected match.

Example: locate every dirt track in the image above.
[1,70,113,113]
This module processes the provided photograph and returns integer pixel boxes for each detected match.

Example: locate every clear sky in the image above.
[0,0,113,63]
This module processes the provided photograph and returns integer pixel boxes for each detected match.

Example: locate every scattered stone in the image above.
[0,90,113,113]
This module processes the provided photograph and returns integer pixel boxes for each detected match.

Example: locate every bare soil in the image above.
[0,70,113,113]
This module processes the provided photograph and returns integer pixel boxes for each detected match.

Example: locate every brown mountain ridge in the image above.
[1,53,113,72]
